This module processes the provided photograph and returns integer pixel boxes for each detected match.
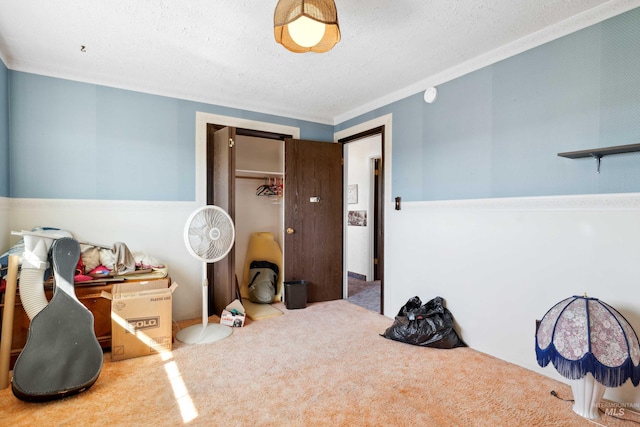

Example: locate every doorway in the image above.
[196,112,300,315]
[341,128,384,314]
[203,115,344,314]
[197,112,389,318]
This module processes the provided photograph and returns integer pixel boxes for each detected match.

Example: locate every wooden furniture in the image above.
[0,277,169,369]
[0,256,18,389]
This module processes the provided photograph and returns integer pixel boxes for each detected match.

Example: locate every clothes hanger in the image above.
[256,178,277,196]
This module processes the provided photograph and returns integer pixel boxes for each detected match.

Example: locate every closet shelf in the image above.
[236,169,283,179]
[557,143,640,173]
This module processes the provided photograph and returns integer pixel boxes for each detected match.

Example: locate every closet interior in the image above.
[233,134,285,289]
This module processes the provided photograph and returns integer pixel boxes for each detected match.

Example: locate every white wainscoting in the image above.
[6,192,640,404]
[8,198,204,322]
[385,192,640,405]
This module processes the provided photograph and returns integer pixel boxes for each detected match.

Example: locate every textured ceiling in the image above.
[0,1,637,124]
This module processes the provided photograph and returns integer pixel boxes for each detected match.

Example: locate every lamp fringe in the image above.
[536,343,640,388]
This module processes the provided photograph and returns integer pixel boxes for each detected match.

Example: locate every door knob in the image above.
[286,228,295,235]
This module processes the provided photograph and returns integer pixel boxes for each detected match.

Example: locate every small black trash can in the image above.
[284,280,307,309]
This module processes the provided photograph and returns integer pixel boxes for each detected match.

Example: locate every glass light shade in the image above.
[274,0,340,53]
[287,16,326,48]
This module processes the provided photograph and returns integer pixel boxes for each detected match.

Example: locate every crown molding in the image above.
[333,0,640,125]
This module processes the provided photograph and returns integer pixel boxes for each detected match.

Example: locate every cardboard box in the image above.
[102,279,177,361]
[220,299,246,327]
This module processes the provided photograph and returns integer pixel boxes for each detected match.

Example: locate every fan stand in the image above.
[175,323,232,345]
[176,264,232,344]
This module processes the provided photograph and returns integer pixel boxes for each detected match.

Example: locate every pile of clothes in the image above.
[75,242,166,282]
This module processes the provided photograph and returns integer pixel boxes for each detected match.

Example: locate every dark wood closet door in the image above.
[284,138,343,302]
[207,125,236,316]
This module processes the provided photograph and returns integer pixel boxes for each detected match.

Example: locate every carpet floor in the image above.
[1,300,639,426]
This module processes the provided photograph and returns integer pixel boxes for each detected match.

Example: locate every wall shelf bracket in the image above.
[591,154,602,174]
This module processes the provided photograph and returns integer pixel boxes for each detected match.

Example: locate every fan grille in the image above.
[185,206,235,262]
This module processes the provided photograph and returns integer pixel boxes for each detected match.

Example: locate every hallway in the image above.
[347,275,380,313]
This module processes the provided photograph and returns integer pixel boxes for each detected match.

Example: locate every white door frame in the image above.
[334,114,392,303]
[195,112,300,206]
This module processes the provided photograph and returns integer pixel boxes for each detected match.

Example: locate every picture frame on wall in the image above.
[348,184,358,204]
[348,210,367,226]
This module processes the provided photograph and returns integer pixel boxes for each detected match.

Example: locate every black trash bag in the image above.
[381,296,466,349]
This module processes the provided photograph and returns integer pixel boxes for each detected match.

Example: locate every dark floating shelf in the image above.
[557,143,640,173]
[557,143,640,159]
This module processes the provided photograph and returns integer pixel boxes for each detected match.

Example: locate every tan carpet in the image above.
[1,300,638,426]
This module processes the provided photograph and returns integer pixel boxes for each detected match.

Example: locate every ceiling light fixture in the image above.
[274,0,340,53]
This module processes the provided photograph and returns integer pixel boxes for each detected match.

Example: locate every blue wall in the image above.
[6,8,640,202]
[338,7,640,202]
[9,72,333,201]
[0,58,8,197]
